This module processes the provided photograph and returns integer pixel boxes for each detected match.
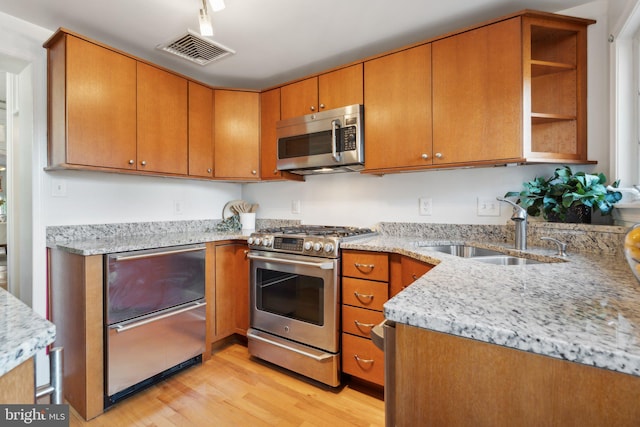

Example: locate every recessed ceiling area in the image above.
[0,0,594,89]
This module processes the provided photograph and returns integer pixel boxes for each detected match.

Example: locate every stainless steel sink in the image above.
[418,244,506,258]
[471,255,543,265]
[419,244,547,265]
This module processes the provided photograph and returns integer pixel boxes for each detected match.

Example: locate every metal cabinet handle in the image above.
[354,320,376,332]
[207,168,212,173]
[354,263,375,272]
[273,169,279,175]
[110,301,206,333]
[354,291,374,302]
[435,153,443,159]
[251,170,257,175]
[140,160,147,166]
[412,274,418,280]
[354,354,375,364]
[128,159,135,165]
[421,153,429,159]
[320,103,325,109]
[114,245,205,261]
[310,106,315,111]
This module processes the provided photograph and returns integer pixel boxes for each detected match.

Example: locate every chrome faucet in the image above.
[496,197,528,250]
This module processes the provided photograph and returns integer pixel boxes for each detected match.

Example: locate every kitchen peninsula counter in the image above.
[0,287,56,377]
[341,233,640,378]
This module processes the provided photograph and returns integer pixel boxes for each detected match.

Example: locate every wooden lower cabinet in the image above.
[342,333,384,386]
[0,359,35,403]
[394,323,640,427]
[210,242,249,344]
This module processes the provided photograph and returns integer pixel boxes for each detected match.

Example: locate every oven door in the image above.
[248,250,340,353]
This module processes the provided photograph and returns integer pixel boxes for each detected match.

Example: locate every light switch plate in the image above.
[477,197,500,216]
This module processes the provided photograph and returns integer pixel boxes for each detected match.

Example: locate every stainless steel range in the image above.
[246,225,375,387]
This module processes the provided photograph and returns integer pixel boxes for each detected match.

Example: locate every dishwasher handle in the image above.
[109,301,206,333]
[113,245,205,262]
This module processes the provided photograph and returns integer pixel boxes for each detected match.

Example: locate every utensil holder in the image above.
[239,213,256,230]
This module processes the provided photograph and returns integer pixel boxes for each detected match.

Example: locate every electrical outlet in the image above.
[174,200,184,215]
[292,200,301,214]
[419,197,432,216]
[477,197,500,216]
[52,180,67,197]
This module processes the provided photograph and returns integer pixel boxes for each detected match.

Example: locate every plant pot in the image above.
[546,204,592,224]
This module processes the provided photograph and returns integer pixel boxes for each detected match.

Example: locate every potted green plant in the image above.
[504,166,622,223]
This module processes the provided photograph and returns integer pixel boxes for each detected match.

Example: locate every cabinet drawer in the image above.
[342,277,388,311]
[342,333,384,386]
[342,250,389,282]
[342,305,385,338]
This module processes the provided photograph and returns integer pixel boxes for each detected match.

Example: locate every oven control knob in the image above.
[303,241,312,251]
[313,242,323,252]
[324,243,335,253]
[262,238,272,247]
[254,237,262,246]
[247,237,255,245]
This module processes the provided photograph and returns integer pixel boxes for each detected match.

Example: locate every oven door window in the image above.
[256,268,324,326]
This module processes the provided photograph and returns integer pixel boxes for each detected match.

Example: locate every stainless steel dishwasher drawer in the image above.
[106,300,206,396]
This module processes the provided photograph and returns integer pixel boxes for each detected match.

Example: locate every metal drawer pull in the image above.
[412,274,418,280]
[354,263,375,272]
[354,354,375,364]
[114,246,205,261]
[110,301,206,333]
[354,292,374,302]
[354,320,376,331]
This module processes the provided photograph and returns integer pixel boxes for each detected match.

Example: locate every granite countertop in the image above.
[0,288,56,376]
[48,230,250,256]
[342,236,640,378]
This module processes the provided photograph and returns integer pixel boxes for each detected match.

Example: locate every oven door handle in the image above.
[109,301,206,333]
[247,253,335,270]
[247,329,333,361]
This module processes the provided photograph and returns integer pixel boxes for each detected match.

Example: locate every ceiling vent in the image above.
[157,30,235,66]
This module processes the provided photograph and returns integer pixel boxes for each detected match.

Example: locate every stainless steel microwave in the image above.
[276,104,364,175]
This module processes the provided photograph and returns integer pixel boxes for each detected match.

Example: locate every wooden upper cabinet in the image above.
[214,90,260,180]
[524,15,592,162]
[280,77,318,119]
[188,81,214,178]
[318,63,363,110]
[47,33,137,170]
[280,63,363,119]
[260,88,284,180]
[137,62,188,175]
[364,44,432,172]
[432,17,523,165]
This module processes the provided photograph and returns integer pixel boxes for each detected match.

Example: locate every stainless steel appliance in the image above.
[276,104,364,175]
[247,225,375,387]
[104,244,206,406]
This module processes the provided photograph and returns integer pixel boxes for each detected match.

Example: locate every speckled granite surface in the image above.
[342,235,640,377]
[0,288,56,376]
[46,219,300,255]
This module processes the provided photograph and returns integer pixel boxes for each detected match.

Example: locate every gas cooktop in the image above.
[247,225,376,258]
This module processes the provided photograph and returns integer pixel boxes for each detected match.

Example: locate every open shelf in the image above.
[531,60,575,77]
[531,113,576,124]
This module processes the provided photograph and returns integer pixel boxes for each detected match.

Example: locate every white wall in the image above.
[243,1,612,228]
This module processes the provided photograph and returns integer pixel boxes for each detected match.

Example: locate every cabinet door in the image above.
[318,63,363,111]
[391,256,433,297]
[260,88,282,180]
[137,62,188,174]
[214,243,249,339]
[65,35,137,169]
[280,77,318,119]
[364,44,432,171]
[432,17,522,165]
[188,81,214,178]
[214,90,260,179]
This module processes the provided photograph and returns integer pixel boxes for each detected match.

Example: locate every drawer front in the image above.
[342,333,384,386]
[342,250,389,282]
[342,305,385,338]
[342,277,388,311]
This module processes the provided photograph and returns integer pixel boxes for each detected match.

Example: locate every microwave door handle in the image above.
[331,119,342,162]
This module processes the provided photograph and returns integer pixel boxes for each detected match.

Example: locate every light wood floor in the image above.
[70,342,385,427]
